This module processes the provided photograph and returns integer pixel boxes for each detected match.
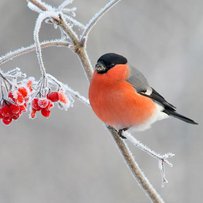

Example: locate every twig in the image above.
[47,73,89,105]
[108,126,164,203]
[123,131,174,185]
[58,14,80,47]
[63,15,85,29]
[58,0,73,11]
[0,71,10,84]
[28,0,47,11]
[34,11,57,77]
[80,0,121,45]
[0,39,69,66]
[65,86,89,106]
[28,0,80,46]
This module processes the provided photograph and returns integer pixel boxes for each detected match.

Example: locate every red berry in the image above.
[0,108,3,118]
[0,113,3,119]
[9,91,24,104]
[27,80,33,92]
[18,87,28,98]
[58,92,68,104]
[10,104,20,114]
[19,105,26,112]
[30,109,37,118]
[32,98,41,111]
[41,108,51,117]
[2,117,12,125]
[1,105,11,117]
[8,92,15,102]
[47,92,59,102]
[16,92,24,104]
[12,114,20,120]
[38,98,49,109]
[46,101,54,110]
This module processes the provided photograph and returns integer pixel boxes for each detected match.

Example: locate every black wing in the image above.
[140,88,198,124]
[140,88,176,111]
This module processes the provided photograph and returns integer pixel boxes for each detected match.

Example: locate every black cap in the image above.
[96,53,127,74]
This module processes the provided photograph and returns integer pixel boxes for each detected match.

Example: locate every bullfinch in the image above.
[89,53,197,137]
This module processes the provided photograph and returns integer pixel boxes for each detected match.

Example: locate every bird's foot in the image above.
[118,128,128,139]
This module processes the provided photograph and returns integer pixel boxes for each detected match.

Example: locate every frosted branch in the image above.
[62,8,76,17]
[46,73,89,106]
[108,126,164,203]
[123,131,175,185]
[0,70,12,87]
[34,11,59,77]
[28,0,121,45]
[58,0,77,18]
[58,13,79,46]
[0,40,69,67]
[28,2,43,13]
[65,86,89,106]
[80,0,121,44]
[63,15,85,29]
[27,0,50,12]
[58,0,74,11]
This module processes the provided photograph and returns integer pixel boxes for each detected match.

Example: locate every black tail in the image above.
[163,109,198,125]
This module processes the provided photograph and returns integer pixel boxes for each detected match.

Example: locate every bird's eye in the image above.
[110,63,115,67]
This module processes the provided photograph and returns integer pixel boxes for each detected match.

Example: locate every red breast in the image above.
[89,64,156,129]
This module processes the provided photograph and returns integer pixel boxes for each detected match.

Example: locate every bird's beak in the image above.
[95,62,106,73]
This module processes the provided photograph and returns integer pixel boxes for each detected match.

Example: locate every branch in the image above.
[28,0,80,48]
[80,0,121,45]
[0,39,69,66]
[34,11,57,77]
[65,85,89,106]
[108,127,164,203]
[27,0,47,11]
[46,73,89,106]
[63,15,85,29]
[123,131,174,185]
[58,0,74,11]
[58,14,80,47]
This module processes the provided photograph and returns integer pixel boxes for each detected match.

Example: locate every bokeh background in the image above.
[0,0,202,202]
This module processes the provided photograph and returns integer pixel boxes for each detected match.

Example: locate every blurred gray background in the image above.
[0,0,202,202]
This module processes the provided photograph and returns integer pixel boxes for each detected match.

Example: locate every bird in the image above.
[88,53,198,138]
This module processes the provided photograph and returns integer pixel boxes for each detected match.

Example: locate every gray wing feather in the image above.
[127,66,150,93]
[127,66,175,110]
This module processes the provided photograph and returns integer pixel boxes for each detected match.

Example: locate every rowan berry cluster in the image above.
[30,91,69,118]
[0,68,73,126]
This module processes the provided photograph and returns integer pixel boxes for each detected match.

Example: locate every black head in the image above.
[95,53,127,74]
